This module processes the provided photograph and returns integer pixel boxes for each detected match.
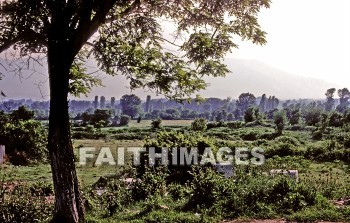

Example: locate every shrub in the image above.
[206,121,225,129]
[119,115,131,126]
[90,109,111,127]
[289,109,301,125]
[191,118,207,131]
[0,183,53,223]
[186,167,232,213]
[244,107,259,123]
[274,110,287,135]
[265,141,298,158]
[329,111,343,127]
[151,118,162,129]
[312,130,323,140]
[132,167,168,200]
[186,166,318,219]
[140,131,217,184]
[226,121,244,129]
[100,180,133,216]
[289,124,302,131]
[0,120,48,164]
[288,207,346,222]
[240,131,259,141]
[274,136,300,147]
[304,108,322,126]
[305,140,350,162]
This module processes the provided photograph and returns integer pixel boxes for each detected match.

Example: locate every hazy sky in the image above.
[229,0,350,86]
[0,0,349,100]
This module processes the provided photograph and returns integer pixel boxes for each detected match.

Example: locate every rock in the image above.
[215,164,234,178]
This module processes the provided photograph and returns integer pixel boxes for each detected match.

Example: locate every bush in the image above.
[0,183,53,223]
[274,136,300,147]
[289,124,302,131]
[265,141,299,158]
[289,109,301,125]
[240,131,259,141]
[312,130,323,140]
[304,108,322,126]
[100,180,133,216]
[140,131,217,184]
[206,121,225,129]
[329,111,343,127]
[119,115,131,126]
[0,120,48,164]
[191,118,207,131]
[226,121,244,129]
[132,166,168,200]
[274,110,287,135]
[244,107,259,123]
[151,118,162,129]
[305,140,350,162]
[186,166,319,219]
[90,109,111,127]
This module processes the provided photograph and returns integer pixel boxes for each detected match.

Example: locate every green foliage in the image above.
[160,108,180,120]
[244,107,259,123]
[240,130,259,141]
[265,141,298,158]
[0,182,53,223]
[0,107,47,165]
[90,109,111,127]
[191,118,207,132]
[206,121,225,129]
[304,108,322,126]
[151,118,162,129]
[325,88,336,112]
[305,140,350,162]
[328,111,343,127]
[69,60,103,97]
[120,115,131,126]
[120,94,142,118]
[264,136,302,158]
[0,119,48,164]
[141,131,216,183]
[289,108,301,125]
[10,106,34,122]
[236,93,256,112]
[132,167,168,200]
[138,210,216,223]
[226,121,244,129]
[100,180,133,216]
[288,207,349,222]
[274,110,287,135]
[186,166,319,219]
[312,130,323,140]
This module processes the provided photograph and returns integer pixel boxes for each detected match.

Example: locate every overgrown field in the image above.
[1,119,350,222]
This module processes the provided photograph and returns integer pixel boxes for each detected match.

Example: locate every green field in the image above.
[1,119,350,223]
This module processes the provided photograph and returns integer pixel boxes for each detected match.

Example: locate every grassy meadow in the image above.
[1,119,350,222]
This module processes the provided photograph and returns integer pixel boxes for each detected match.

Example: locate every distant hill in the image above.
[199,58,340,99]
[0,58,340,100]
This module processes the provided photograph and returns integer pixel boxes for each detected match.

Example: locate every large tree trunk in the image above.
[47,44,85,222]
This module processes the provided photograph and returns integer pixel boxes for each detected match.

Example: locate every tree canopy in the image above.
[0,1,271,222]
[0,0,270,100]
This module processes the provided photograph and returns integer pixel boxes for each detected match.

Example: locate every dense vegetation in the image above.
[1,90,350,222]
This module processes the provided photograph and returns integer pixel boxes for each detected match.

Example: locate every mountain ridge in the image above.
[0,58,341,100]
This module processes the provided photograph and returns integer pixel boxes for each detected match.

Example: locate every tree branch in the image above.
[0,29,47,54]
[0,36,19,53]
[72,0,119,56]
